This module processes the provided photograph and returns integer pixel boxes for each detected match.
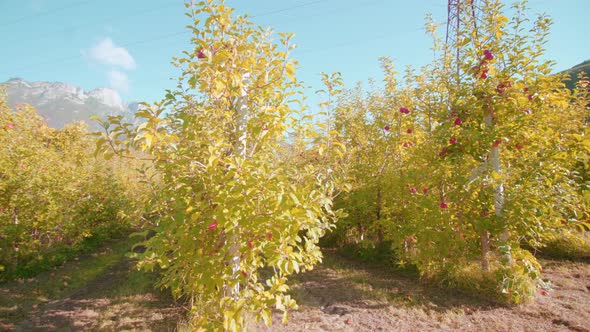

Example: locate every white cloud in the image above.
[82,37,137,95]
[107,70,130,93]
[84,38,136,70]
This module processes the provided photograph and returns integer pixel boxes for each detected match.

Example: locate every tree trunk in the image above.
[225,80,248,299]
[480,230,490,271]
[484,105,511,267]
[376,184,383,243]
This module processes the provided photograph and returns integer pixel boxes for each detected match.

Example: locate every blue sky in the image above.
[0,0,588,106]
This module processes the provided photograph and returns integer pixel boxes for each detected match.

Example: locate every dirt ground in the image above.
[255,253,590,332]
[0,240,184,332]
[10,260,183,331]
[2,247,589,331]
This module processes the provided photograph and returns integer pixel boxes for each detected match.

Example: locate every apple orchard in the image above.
[2,0,590,331]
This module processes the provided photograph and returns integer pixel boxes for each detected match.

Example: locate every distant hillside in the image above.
[563,60,590,90]
[1,78,138,131]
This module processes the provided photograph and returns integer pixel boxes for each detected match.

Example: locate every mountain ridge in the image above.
[3,58,587,131]
[563,59,590,90]
[2,78,138,130]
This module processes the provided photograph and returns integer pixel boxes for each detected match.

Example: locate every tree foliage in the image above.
[0,95,142,279]
[94,1,347,330]
[330,0,590,303]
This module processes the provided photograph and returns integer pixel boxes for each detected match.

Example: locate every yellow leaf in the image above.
[289,193,300,206]
[285,63,296,81]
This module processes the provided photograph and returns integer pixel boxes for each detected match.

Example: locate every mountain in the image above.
[2,78,137,131]
[563,59,590,90]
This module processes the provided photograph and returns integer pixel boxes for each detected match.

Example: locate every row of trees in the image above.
[92,0,589,329]
[2,0,588,330]
[0,97,146,279]
[328,0,590,303]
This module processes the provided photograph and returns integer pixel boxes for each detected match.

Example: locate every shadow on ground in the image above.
[0,239,184,332]
[255,250,590,332]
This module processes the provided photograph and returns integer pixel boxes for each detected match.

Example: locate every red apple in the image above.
[384,125,390,131]
[454,118,463,126]
[409,187,417,194]
[207,220,218,230]
[406,128,413,134]
[399,107,410,114]
[449,137,457,145]
[492,139,502,147]
[480,69,489,79]
[247,240,253,249]
[422,188,429,194]
[440,202,448,209]
[483,50,494,60]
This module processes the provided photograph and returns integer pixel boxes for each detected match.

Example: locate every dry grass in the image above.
[541,230,590,260]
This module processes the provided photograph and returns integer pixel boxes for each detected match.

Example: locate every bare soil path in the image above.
[256,251,590,332]
[2,243,589,332]
[0,238,183,332]
[12,260,182,331]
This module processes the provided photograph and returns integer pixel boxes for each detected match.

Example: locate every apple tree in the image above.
[0,96,137,279]
[94,1,346,330]
[382,0,589,302]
